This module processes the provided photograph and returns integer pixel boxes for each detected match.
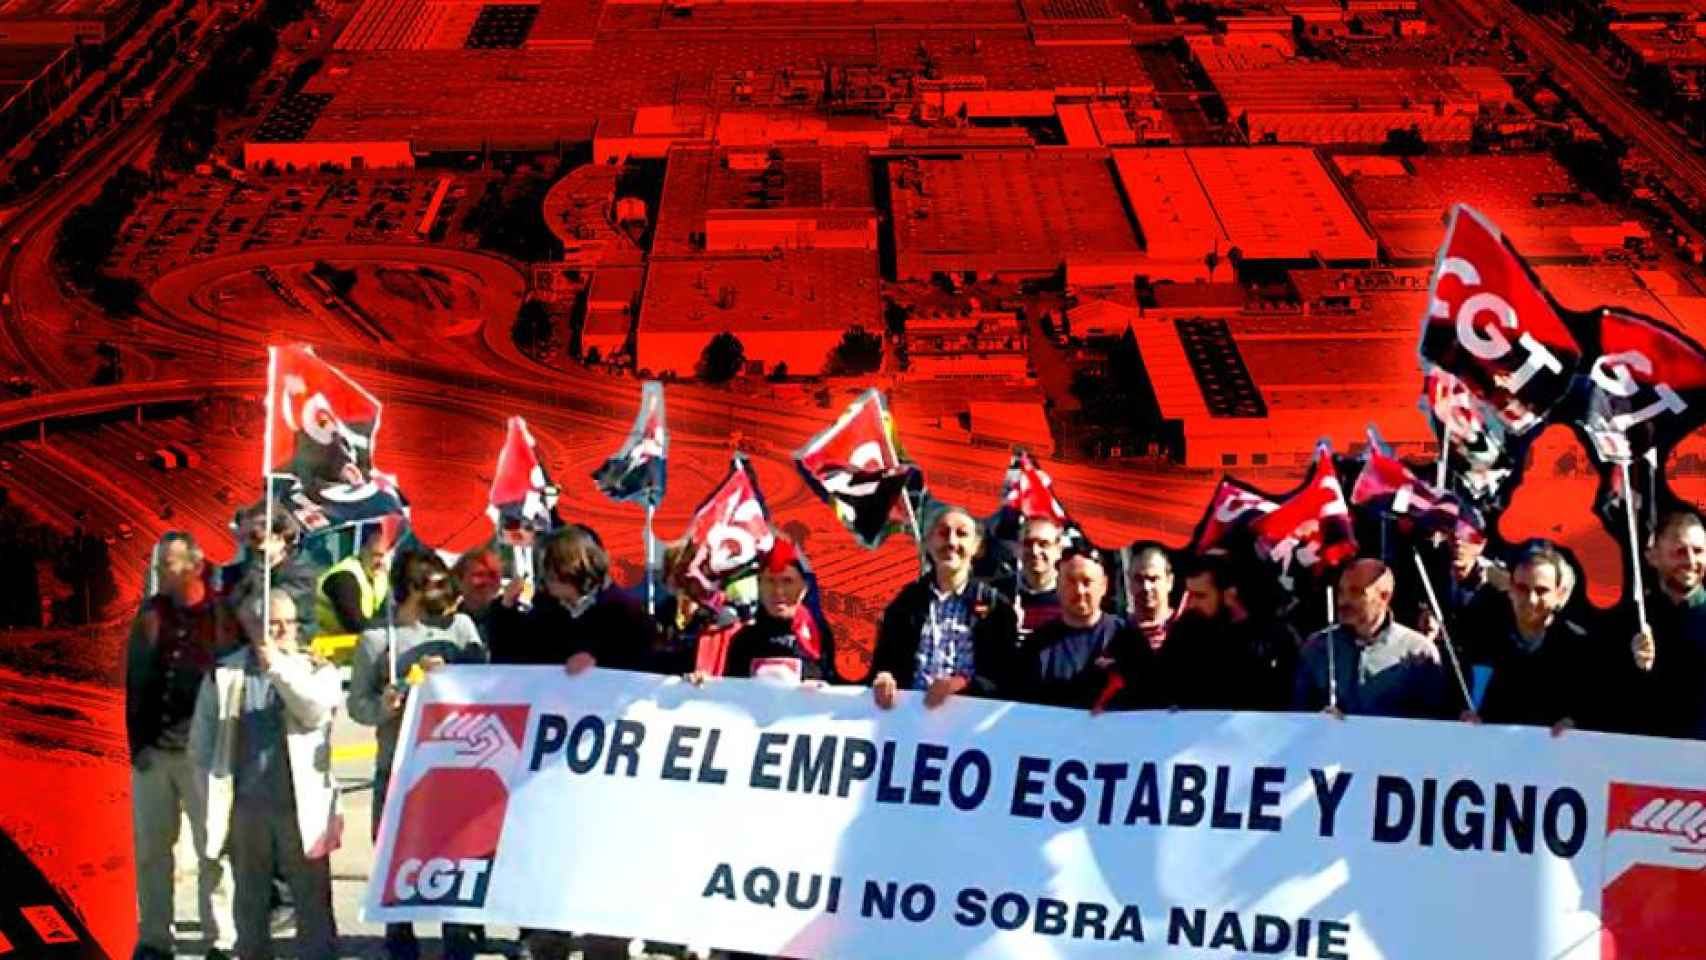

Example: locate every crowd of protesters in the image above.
[125,495,1706,960]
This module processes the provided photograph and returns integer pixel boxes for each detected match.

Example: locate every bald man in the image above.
[1293,559,1451,719]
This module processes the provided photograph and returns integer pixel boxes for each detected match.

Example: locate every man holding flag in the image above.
[1294,559,1453,720]
[991,450,1077,633]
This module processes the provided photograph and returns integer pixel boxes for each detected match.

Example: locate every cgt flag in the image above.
[1251,442,1357,575]
[1421,205,1582,434]
[1351,425,1474,535]
[1188,477,1279,555]
[1572,307,1706,466]
[594,381,668,506]
[795,388,923,549]
[680,453,776,600]
[1422,365,1523,510]
[488,416,559,548]
[265,344,406,531]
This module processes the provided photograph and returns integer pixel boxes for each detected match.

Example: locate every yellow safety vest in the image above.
[316,554,388,634]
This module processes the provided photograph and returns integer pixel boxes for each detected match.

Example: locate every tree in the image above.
[1204,246,1220,282]
[697,331,746,384]
[1381,125,1427,157]
[767,361,789,381]
[512,299,554,353]
[883,300,911,337]
[826,326,883,376]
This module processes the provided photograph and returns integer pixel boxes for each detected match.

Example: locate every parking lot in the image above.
[110,171,491,279]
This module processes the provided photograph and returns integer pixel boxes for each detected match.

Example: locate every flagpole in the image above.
[1435,420,1449,490]
[644,499,657,618]
[1411,549,1474,713]
[901,485,927,577]
[1325,585,1337,711]
[1620,459,1651,635]
[1644,448,1658,537]
[262,346,277,663]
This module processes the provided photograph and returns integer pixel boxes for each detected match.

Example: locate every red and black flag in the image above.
[1422,366,1525,514]
[679,453,776,601]
[265,344,406,531]
[1351,426,1476,536]
[794,388,924,549]
[1421,205,1583,434]
[488,416,559,547]
[1187,477,1279,554]
[1251,442,1358,575]
[593,380,668,507]
[1571,307,1706,466]
[991,448,1086,543]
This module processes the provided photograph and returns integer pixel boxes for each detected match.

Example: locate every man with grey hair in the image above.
[1293,558,1451,719]
[193,588,342,960]
[872,504,1019,709]
[127,531,236,960]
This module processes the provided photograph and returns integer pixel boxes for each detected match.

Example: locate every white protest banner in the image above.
[364,667,1706,960]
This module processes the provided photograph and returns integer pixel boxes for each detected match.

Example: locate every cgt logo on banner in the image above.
[1601,783,1706,958]
[379,703,532,910]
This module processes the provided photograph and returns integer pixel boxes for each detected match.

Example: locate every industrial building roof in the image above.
[1112,146,1376,263]
[651,144,874,256]
[638,249,879,333]
[888,149,1141,271]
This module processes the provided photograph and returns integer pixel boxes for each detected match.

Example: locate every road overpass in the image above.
[0,378,259,437]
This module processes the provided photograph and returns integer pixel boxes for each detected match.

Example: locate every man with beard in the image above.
[1465,542,1595,734]
[347,549,487,960]
[1011,547,1147,709]
[315,521,394,635]
[872,505,1018,710]
[722,539,835,683]
[1294,559,1452,719]
[1629,510,1706,739]
[220,501,318,655]
[1159,552,1298,711]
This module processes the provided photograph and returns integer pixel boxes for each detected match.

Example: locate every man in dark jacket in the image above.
[1629,510,1706,739]
[723,539,834,683]
[487,525,656,960]
[489,525,658,672]
[1466,541,1598,734]
[992,515,1064,635]
[128,531,235,960]
[1011,547,1146,709]
[1294,559,1453,720]
[1161,552,1298,712]
[871,505,1018,709]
